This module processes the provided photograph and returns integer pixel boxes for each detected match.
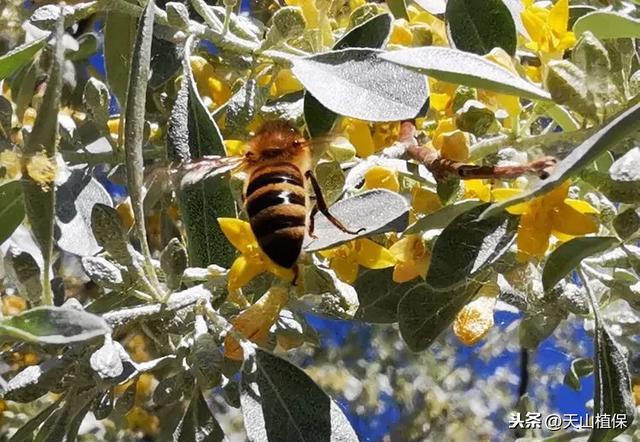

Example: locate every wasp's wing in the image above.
[173,156,244,189]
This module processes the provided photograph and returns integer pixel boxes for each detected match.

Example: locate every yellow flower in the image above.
[224,286,288,360]
[25,152,56,191]
[0,150,22,180]
[372,121,400,151]
[268,69,304,97]
[126,334,151,363]
[432,118,470,161]
[285,0,333,47]
[218,218,295,290]
[389,235,430,283]
[389,19,413,46]
[463,180,492,202]
[224,139,246,156]
[480,48,522,118]
[493,181,599,259]
[411,185,442,214]
[342,118,375,157]
[319,238,396,284]
[453,295,495,345]
[126,406,160,436]
[429,79,457,114]
[521,0,576,56]
[406,5,448,46]
[189,56,231,110]
[107,117,120,143]
[364,166,399,192]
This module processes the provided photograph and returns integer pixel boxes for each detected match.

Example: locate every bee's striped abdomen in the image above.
[246,163,306,268]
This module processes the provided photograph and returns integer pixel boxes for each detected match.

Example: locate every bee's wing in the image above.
[173,155,244,189]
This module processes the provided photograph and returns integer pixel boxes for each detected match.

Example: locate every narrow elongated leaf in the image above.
[403,200,482,234]
[564,358,593,391]
[240,349,358,442]
[8,397,62,442]
[446,0,517,55]
[481,101,640,218]
[426,204,517,290]
[173,390,226,442]
[589,321,635,441]
[168,37,226,160]
[104,11,136,106]
[292,48,429,122]
[380,46,550,100]
[169,36,235,267]
[574,11,640,40]
[304,189,409,252]
[398,282,479,351]
[0,37,46,81]
[0,181,25,245]
[542,237,618,292]
[0,306,110,344]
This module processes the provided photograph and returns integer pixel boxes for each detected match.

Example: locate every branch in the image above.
[400,121,557,181]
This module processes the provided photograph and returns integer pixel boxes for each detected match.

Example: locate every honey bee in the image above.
[177,121,363,273]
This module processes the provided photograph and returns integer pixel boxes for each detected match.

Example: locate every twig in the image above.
[400,121,557,181]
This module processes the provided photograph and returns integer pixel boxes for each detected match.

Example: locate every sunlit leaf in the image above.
[0,37,46,81]
[573,11,640,40]
[0,181,25,245]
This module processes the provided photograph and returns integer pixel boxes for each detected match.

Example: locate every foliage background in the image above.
[0,0,639,441]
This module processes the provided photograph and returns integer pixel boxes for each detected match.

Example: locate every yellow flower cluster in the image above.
[189,55,232,111]
[453,295,495,345]
[521,0,576,58]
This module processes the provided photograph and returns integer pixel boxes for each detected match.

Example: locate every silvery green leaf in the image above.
[29,2,96,29]
[264,6,306,46]
[398,282,479,351]
[81,256,123,289]
[573,11,640,40]
[291,48,429,122]
[0,181,25,246]
[224,79,267,137]
[426,204,517,290]
[149,36,182,89]
[481,101,640,218]
[354,268,424,323]
[564,358,593,391]
[334,13,392,50]
[56,167,112,256]
[90,337,124,379]
[262,91,305,123]
[572,32,615,102]
[315,161,345,205]
[381,46,550,100]
[3,357,66,402]
[589,320,635,441]
[4,246,42,303]
[0,306,110,344]
[173,389,226,442]
[414,0,446,15]
[160,238,188,290]
[83,77,110,131]
[8,396,62,442]
[610,146,640,183]
[91,203,134,266]
[166,2,190,29]
[104,11,136,107]
[210,6,264,43]
[580,169,640,203]
[304,189,409,252]
[154,373,186,406]
[0,95,12,135]
[446,0,516,55]
[542,237,618,292]
[613,208,640,240]
[519,312,561,349]
[192,332,224,389]
[0,37,46,81]
[545,60,598,120]
[240,349,358,442]
[404,200,483,235]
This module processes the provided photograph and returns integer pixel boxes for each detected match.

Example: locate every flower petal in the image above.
[227,255,266,291]
[563,198,599,214]
[551,204,598,236]
[218,218,256,255]
[364,166,400,192]
[356,239,396,269]
[453,296,495,345]
[331,255,359,284]
[224,287,289,360]
[491,188,531,214]
[517,211,552,258]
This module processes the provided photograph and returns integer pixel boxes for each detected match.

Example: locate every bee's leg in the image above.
[305,171,365,235]
[308,205,319,238]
